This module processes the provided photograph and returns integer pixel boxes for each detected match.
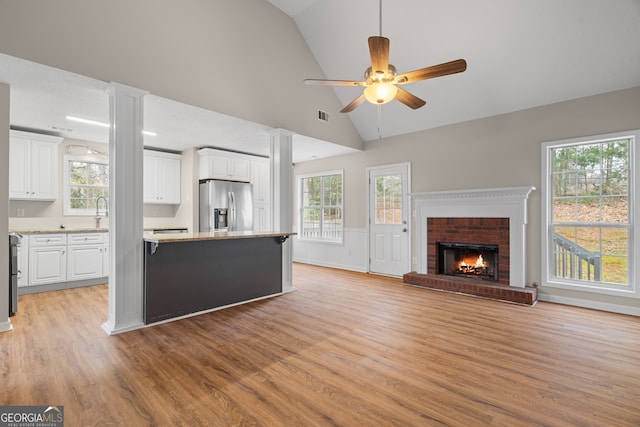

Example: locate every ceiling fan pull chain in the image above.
[377,105,383,139]
[379,0,383,36]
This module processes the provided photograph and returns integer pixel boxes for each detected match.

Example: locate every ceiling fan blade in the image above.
[395,59,467,84]
[395,87,426,109]
[304,79,366,86]
[340,94,367,113]
[368,36,390,75]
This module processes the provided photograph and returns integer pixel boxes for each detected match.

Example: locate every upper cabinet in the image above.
[9,130,62,200]
[198,148,251,182]
[250,157,270,204]
[251,157,271,232]
[144,150,182,205]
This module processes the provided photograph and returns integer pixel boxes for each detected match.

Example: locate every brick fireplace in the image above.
[429,217,510,285]
[404,187,537,305]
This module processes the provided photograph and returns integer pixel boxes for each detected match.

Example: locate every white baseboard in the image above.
[0,320,13,333]
[293,258,368,273]
[538,294,640,316]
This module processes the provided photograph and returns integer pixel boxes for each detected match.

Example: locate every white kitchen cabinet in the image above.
[9,130,62,200]
[67,233,105,281]
[198,148,251,182]
[102,233,110,278]
[17,237,28,288]
[250,157,270,204]
[29,234,67,286]
[144,150,181,204]
[253,204,272,232]
[250,157,272,232]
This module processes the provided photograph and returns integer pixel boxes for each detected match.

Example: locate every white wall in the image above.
[0,0,362,152]
[0,83,10,331]
[292,86,640,313]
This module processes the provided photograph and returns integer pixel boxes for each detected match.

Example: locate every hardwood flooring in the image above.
[2,263,640,426]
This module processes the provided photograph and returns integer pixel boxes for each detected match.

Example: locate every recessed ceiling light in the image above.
[66,115,157,136]
[66,115,109,127]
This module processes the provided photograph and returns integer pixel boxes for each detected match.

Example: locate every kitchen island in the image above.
[143,231,295,324]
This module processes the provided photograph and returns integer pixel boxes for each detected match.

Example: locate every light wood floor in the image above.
[2,263,640,426]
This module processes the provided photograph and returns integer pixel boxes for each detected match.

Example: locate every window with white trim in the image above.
[541,130,638,296]
[298,171,343,242]
[63,155,109,216]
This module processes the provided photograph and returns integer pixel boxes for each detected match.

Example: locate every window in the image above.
[63,155,109,216]
[541,130,639,297]
[375,174,403,224]
[299,171,343,242]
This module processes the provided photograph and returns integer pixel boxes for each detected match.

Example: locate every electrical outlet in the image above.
[17,208,24,217]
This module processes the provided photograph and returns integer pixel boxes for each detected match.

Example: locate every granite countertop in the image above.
[144,231,297,243]
[10,226,188,234]
[10,227,109,234]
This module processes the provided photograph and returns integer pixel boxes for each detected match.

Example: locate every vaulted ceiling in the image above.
[268,0,640,141]
[2,1,639,161]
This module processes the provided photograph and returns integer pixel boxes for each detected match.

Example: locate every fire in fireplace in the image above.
[438,242,499,282]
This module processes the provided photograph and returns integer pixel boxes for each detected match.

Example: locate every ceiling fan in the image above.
[304,1,467,113]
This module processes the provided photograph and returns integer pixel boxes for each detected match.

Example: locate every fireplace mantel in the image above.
[411,186,535,287]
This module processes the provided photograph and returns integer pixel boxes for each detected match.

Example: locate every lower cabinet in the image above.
[67,244,103,281]
[67,233,107,281]
[25,232,108,288]
[29,241,67,286]
[16,237,28,287]
[102,236,109,278]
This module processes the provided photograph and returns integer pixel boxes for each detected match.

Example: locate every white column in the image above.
[269,129,294,292]
[102,82,147,335]
[0,83,11,333]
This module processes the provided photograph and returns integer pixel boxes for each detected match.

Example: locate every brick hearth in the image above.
[403,271,537,305]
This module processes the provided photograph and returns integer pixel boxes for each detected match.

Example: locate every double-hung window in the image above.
[63,155,109,216]
[541,130,639,297]
[299,171,343,243]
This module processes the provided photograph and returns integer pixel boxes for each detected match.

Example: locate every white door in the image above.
[368,164,411,277]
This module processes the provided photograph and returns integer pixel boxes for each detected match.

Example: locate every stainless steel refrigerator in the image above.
[199,180,253,232]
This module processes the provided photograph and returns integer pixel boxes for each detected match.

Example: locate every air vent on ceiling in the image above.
[317,109,329,122]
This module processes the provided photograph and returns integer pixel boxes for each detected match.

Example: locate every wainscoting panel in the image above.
[293,228,368,272]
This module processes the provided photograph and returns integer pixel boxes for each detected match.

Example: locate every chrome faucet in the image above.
[95,196,108,228]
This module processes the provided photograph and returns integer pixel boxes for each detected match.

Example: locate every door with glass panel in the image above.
[368,164,410,276]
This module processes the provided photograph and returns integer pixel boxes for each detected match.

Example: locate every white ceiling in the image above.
[3,1,640,160]
[0,53,358,163]
[269,0,640,141]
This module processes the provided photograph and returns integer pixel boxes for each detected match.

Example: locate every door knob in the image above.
[402,228,407,232]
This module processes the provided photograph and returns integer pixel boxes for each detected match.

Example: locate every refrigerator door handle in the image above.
[229,191,236,231]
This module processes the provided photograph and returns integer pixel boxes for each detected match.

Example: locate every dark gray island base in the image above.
[143,231,295,324]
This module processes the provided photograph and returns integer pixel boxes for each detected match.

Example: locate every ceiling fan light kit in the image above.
[303,1,467,113]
